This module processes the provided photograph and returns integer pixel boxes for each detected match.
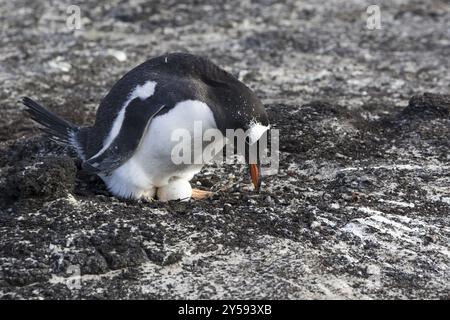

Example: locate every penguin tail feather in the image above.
[21,96,78,145]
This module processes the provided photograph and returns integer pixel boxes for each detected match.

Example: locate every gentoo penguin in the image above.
[21,52,269,201]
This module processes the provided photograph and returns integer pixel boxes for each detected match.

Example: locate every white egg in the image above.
[157,179,192,202]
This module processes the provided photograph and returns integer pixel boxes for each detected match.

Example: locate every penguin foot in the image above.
[191,189,214,200]
[134,188,157,202]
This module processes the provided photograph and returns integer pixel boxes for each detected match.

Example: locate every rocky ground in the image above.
[0,0,449,299]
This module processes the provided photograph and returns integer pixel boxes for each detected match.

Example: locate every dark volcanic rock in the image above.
[0,0,449,299]
[402,93,450,118]
[1,157,76,204]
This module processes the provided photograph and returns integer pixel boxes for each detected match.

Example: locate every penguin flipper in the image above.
[82,98,166,174]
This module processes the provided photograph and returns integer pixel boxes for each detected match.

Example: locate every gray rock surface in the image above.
[0,0,449,299]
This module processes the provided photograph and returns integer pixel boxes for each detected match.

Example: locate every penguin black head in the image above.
[217,81,269,192]
[202,71,269,137]
[191,57,269,191]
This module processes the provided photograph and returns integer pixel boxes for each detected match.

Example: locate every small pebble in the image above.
[310,221,321,229]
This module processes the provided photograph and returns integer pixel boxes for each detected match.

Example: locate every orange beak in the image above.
[250,163,260,191]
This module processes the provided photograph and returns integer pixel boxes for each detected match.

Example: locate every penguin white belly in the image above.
[101,100,225,201]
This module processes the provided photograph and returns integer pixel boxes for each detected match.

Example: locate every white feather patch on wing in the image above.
[89,80,157,160]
